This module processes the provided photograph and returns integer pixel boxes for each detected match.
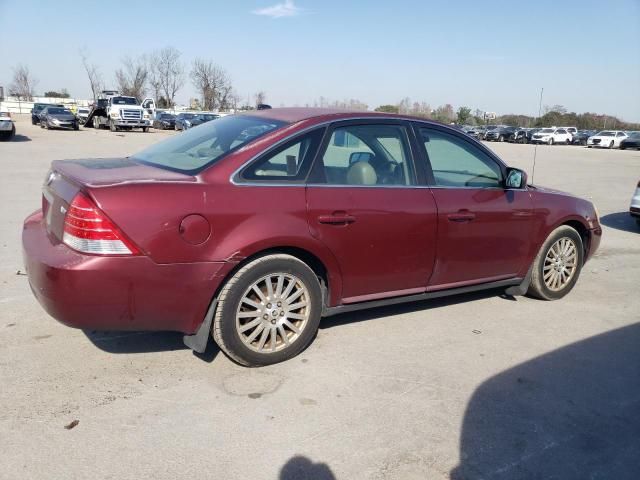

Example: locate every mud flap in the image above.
[183,299,217,353]
[505,265,533,296]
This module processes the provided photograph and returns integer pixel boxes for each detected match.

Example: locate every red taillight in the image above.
[62,193,139,255]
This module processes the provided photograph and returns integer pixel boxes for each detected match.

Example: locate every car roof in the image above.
[244,107,442,125]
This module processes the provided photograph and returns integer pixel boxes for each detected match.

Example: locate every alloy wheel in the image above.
[543,237,578,291]
[235,273,311,353]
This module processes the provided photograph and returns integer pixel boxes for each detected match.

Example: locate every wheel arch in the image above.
[560,219,590,258]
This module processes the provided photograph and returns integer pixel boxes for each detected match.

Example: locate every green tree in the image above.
[375,104,399,114]
[456,106,472,125]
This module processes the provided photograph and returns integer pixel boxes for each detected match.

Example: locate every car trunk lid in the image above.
[42,158,195,242]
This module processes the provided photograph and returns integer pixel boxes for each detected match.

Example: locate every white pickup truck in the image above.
[91,92,153,132]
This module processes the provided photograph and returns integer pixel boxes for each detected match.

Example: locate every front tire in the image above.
[609,140,614,149]
[142,127,149,133]
[109,119,117,132]
[213,254,322,366]
[548,138,554,145]
[528,226,584,301]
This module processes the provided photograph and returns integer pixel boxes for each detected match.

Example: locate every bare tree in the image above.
[9,64,38,100]
[150,47,184,107]
[190,59,232,110]
[254,91,267,107]
[115,55,149,99]
[79,49,103,101]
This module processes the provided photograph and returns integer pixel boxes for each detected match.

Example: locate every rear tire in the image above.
[528,226,584,301]
[548,138,554,145]
[212,254,322,366]
[109,119,117,132]
[142,127,149,133]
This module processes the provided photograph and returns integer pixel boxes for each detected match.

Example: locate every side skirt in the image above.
[321,277,523,318]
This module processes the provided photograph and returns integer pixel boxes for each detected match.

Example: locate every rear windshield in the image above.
[111,97,138,105]
[131,115,285,174]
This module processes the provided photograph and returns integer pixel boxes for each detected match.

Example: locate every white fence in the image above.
[0,96,91,114]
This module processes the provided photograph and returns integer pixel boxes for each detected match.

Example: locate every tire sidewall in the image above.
[532,226,584,300]
[215,256,322,366]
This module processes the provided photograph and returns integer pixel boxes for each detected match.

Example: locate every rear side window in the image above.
[241,129,324,182]
[314,124,416,186]
[419,128,503,188]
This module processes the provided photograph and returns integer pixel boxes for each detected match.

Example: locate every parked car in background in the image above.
[482,125,500,140]
[530,127,572,145]
[561,127,578,139]
[619,131,640,150]
[22,108,602,366]
[76,107,90,125]
[40,106,79,131]
[587,130,628,148]
[485,126,517,142]
[152,113,176,130]
[0,109,15,141]
[509,128,529,143]
[31,103,63,125]
[175,113,202,131]
[198,113,220,124]
[525,128,542,143]
[466,126,486,139]
[631,180,640,227]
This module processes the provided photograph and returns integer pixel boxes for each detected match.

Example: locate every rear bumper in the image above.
[0,120,14,131]
[22,210,229,334]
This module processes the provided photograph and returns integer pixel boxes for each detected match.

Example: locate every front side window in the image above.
[241,129,324,182]
[419,128,503,188]
[314,124,415,186]
[132,115,285,173]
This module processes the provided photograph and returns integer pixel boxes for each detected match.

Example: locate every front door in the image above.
[416,126,533,289]
[306,121,438,303]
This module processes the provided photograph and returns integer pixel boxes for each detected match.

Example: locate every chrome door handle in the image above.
[318,214,356,225]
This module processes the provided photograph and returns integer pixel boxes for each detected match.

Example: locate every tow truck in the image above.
[85,90,154,132]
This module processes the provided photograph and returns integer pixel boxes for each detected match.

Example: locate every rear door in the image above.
[415,125,533,289]
[306,120,438,303]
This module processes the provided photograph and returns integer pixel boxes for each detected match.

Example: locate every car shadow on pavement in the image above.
[600,212,639,233]
[83,330,219,363]
[7,134,31,142]
[279,455,336,480]
[450,322,640,480]
[320,288,510,330]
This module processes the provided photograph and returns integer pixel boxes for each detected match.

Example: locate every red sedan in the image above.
[22,109,602,366]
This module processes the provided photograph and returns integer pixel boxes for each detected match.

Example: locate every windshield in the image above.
[132,115,285,174]
[160,114,174,119]
[111,97,138,105]
[180,113,196,119]
[597,131,614,136]
[48,107,71,115]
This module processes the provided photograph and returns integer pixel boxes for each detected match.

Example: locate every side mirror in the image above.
[505,168,527,189]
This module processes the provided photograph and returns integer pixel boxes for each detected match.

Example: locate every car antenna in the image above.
[531,87,544,184]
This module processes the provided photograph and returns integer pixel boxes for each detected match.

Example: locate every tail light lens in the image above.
[63,193,140,255]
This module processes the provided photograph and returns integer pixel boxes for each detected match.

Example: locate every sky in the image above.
[1,0,639,121]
